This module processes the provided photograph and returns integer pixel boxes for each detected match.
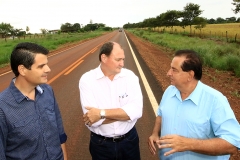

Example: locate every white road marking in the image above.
[124,33,159,116]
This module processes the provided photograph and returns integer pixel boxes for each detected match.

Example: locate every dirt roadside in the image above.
[125,31,240,160]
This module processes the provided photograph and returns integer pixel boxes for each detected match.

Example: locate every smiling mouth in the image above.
[42,75,48,78]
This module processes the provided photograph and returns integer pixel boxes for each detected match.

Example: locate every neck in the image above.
[179,80,198,100]
[14,77,36,100]
[100,65,115,81]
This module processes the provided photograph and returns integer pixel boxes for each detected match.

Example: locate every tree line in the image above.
[123,2,240,33]
[60,21,112,33]
[1,1,239,39]
[0,20,113,41]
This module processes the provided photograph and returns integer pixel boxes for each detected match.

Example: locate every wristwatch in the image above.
[100,109,105,119]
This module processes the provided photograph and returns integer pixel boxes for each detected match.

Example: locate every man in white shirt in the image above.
[79,41,143,160]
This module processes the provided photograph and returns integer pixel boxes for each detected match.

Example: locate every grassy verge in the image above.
[127,29,240,77]
[0,30,110,66]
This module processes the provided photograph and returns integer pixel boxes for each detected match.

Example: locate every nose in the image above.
[45,65,51,73]
[167,69,172,77]
[120,60,124,67]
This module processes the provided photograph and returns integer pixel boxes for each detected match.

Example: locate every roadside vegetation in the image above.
[127,28,240,77]
[124,2,240,43]
[0,30,110,67]
[151,23,240,43]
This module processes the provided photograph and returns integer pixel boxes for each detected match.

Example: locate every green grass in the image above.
[128,29,240,77]
[0,30,109,66]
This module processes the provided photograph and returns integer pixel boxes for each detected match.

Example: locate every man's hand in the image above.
[148,134,160,155]
[156,134,190,156]
[83,107,101,126]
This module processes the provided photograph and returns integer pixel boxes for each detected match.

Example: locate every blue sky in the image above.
[0,0,238,33]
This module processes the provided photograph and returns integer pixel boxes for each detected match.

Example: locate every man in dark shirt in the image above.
[0,42,67,160]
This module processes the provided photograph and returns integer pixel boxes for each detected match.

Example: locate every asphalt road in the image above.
[0,30,163,160]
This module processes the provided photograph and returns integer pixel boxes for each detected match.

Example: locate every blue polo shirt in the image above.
[0,80,67,160]
[157,81,240,160]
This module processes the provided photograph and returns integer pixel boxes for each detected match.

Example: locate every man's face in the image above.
[104,43,125,75]
[167,56,190,88]
[24,54,51,85]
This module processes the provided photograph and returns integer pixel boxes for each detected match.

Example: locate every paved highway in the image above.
[0,30,163,160]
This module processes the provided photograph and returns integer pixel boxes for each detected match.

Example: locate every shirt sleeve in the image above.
[121,73,143,121]
[211,95,240,149]
[0,108,7,160]
[50,87,67,144]
[157,86,172,117]
[79,74,103,127]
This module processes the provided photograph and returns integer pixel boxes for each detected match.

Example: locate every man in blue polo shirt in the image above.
[148,50,240,160]
[0,42,67,160]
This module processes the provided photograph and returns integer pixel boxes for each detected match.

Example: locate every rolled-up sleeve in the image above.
[50,88,67,144]
[79,74,104,127]
[121,75,143,121]
[0,108,7,160]
[212,97,240,149]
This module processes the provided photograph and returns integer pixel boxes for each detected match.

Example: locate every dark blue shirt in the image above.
[0,80,67,160]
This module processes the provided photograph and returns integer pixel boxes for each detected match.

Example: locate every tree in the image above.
[232,0,240,14]
[83,23,99,31]
[161,10,181,32]
[142,17,158,28]
[237,17,240,22]
[98,23,105,28]
[10,28,22,39]
[40,28,48,34]
[207,18,216,24]
[18,31,26,37]
[181,3,203,34]
[0,22,13,41]
[216,17,226,23]
[26,26,30,34]
[61,22,73,32]
[61,22,82,32]
[73,23,80,31]
[193,17,207,35]
[226,16,236,22]
[156,13,166,28]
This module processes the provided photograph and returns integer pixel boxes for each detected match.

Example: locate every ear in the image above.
[188,70,194,81]
[101,54,107,63]
[18,65,26,76]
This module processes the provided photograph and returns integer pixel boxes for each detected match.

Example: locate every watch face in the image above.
[100,110,105,119]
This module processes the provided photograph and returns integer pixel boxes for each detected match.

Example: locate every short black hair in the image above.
[10,42,49,77]
[98,41,114,61]
[175,50,202,80]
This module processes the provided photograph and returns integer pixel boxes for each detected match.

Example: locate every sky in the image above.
[0,0,238,33]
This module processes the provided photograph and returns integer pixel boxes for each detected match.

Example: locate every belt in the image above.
[91,127,134,142]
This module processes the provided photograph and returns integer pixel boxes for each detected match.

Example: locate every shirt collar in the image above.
[95,65,126,80]
[187,81,202,105]
[10,78,44,103]
[169,81,202,105]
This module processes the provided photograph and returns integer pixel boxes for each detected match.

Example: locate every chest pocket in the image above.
[11,115,40,140]
[44,104,58,128]
[118,92,129,107]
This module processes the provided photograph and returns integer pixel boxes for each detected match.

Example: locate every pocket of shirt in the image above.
[11,115,40,140]
[119,96,129,107]
[45,107,57,128]
[13,115,37,128]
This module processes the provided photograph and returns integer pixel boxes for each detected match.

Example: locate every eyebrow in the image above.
[37,63,46,68]
[115,57,124,60]
[171,66,180,71]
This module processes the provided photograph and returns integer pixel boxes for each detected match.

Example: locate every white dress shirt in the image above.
[79,65,143,137]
